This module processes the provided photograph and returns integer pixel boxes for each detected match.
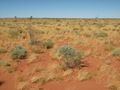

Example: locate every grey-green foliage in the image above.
[0,60,8,66]
[112,48,120,56]
[9,45,27,60]
[56,45,83,69]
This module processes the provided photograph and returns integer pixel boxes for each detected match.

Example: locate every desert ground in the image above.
[0,18,120,90]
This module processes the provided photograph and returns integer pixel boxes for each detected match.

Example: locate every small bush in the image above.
[55,45,83,70]
[9,45,27,60]
[112,48,120,56]
[42,39,54,49]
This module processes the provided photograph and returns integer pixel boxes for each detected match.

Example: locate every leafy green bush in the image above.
[112,48,120,56]
[9,45,27,60]
[55,45,83,70]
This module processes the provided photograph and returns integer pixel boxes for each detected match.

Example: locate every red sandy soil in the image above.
[44,80,108,90]
[0,72,15,90]
[0,49,119,90]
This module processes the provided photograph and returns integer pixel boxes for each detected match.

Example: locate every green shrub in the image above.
[55,45,83,70]
[9,45,27,60]
[112,48,120,56]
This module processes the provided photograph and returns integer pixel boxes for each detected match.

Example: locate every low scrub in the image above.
[112,48,120,56]
[8,29,22,39]
[0,60,8,66]
[93,31,108,38]
[41,39,54,49]
[32,48,43,54]
[54,45,83,70]
[0,47,6,54]
[9,45,27,60]
[77,71,92,81]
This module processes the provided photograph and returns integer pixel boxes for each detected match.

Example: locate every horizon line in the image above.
[0,17,120,19]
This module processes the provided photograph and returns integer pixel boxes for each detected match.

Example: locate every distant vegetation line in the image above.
[0,17,120,19]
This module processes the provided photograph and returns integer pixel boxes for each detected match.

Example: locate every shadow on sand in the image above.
[0,81,4,86]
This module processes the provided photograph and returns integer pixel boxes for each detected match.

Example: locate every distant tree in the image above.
[14,16,17,22]
[30,16,33,21]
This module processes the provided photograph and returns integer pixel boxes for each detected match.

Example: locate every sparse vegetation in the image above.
[94,32,108,38]
[0,60,8,66]
[8,29,22,39]
[4,66,17,73]
[77,71,92,81]
[0,18,120,90]
[105,44,115,51]
[9,45,27,60]
[0,47,6,54]
[55,45,83,70]
[112,48,120,56]
[106,83,118,90]
[41,39,54,49]
[32,48,43,54]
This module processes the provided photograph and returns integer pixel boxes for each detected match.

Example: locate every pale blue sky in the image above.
[0,0,120,18]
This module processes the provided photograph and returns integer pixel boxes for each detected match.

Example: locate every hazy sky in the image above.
[0,0,120,18]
